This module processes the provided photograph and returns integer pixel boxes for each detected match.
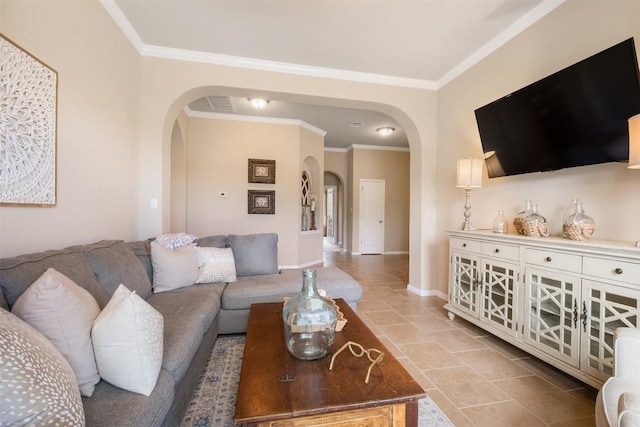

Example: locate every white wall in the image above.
[436,0,640,296]
[0,0,140,257]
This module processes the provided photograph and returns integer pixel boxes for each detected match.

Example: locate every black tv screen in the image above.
[475,38,640,178]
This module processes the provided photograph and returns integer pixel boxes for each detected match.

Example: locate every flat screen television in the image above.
[475,38,640,178]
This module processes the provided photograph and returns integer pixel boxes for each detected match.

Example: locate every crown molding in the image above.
[349,144,410,152]
[103,0,564,91]
[184,107,327,136]
[141,45,438,90]
[437,0,565,88]
[101,0,437,90]
[101,0,145,51]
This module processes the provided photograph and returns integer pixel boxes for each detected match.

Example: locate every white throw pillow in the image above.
[11,268,101,397]
[194,246,237,284]
[0,309,85,426]
[150,241,199,293]
[92,284,164,396]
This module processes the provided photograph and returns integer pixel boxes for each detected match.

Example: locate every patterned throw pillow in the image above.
[92,284,163,396]
[11,268,101,397]
[154,232,197,250]
[194,247,237,284]
[0,309,85,426]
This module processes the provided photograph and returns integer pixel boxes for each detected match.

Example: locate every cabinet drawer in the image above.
[525,249,582,274]
[450,238,481,253]
[583,257,640,285]
[481,242,519,261]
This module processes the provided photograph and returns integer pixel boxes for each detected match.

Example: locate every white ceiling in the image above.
[106,0,563,149]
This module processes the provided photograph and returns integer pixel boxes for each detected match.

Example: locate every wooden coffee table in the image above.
[234,299,426,426]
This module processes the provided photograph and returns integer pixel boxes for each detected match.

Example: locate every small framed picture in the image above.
[248,190,275,214]
[248,159,276,184]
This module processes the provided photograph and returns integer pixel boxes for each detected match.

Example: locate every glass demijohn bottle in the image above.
[563,202,595,241]
[513,200,533,235]
[562,198,580,238]
[283,269,338,360]
[493,210,509,233]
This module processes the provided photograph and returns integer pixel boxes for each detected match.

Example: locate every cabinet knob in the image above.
[545,257,552,262]
[614,268,623,275]
[462,243,467,248]
[495,248,500,253]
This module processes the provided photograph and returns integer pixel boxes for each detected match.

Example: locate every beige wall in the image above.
[0,0,140,257]
[136,60,434,292]
[8,1,633,296]
[0,1,435,293]
[435,0,640,297]
[349,148,410,254]
[184,116,323,267]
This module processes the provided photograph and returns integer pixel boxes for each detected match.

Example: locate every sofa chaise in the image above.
[0,233,362,426]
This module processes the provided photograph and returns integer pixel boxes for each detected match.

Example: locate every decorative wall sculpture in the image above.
[1,35,58,206]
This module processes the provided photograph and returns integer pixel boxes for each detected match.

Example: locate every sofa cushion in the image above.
[221,267,362,310]
[0,309,85,426]
[92,285,164,396]
[126,240,153,284]
[146,283,224,381]
[226,233,278,277]
[83,241,153,299]
[151,242,199,293]
[196,235,227,248]
[12,268,101,397]
[82,369,174,427]
[0,291,7,311]
[0,244,111,309]
[195,246,237,284]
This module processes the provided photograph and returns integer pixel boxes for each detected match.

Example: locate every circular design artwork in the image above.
[1,36,57,205]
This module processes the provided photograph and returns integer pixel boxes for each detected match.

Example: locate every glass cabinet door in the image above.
[450,251,479,318]
[524,268,581,367]
[479,259,519,337]
[581,280,640,381]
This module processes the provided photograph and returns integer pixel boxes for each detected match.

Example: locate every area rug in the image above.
[181,335,454,427]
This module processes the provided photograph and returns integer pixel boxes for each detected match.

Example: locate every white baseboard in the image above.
[406,284,447,300]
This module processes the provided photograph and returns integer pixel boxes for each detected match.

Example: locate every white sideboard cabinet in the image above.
[445,230,640,388]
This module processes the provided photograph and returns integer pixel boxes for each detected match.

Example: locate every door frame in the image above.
[359,179,385,254]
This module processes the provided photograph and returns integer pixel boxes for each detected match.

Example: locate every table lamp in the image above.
[457,158,483,231]
[629,114,640,246]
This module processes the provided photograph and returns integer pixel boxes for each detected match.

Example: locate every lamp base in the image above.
[462,221,475,231]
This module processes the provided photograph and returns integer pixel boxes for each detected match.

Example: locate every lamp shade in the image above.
[629,114,640,169]
[456,158,483,188]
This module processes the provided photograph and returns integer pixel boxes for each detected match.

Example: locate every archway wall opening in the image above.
[138,56,438,292]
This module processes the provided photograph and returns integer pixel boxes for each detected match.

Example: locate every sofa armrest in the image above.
[619,392,640,427]
[614,328,640,380]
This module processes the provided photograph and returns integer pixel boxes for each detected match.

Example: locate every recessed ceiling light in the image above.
[376,127,395,137]
[350,122,364,128]
[248,98,269,109]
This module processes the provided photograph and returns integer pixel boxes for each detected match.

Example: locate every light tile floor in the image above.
[320,251,598,427]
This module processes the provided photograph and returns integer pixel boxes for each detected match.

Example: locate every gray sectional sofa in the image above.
[0,233,362,426]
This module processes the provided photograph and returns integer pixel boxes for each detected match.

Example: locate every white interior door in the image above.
[326,186,336,244]
[359,179,385,254]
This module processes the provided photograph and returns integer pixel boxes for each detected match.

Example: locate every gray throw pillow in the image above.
[226,233,278,277]
[196,235,227,248]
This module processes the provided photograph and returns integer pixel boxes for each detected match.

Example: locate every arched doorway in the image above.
[323,171,344,252]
